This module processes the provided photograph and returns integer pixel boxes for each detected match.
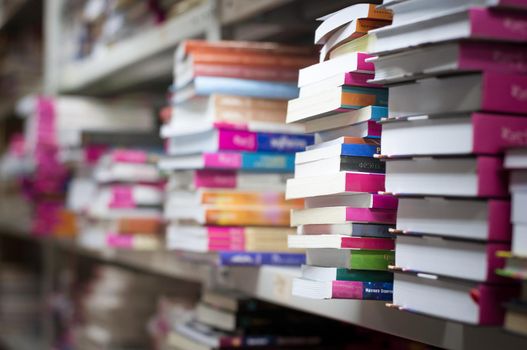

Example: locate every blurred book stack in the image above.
[285,2,396,300]
[20,96,156,240]
[373,0,527,324]
[0,265,40,341]
[73,265,197,350]
[159,40,317,267]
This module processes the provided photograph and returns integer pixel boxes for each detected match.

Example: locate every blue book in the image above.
[340,143,380,157]
[341,86,389,108]
[172,77,299,103]
[257,132,314,153]
[218,252,306,266]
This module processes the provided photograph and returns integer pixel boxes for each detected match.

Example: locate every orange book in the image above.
[214,94,288,111]
[200,190,303,208]
[204,207,291,227]
[189,51,316,69]
[117,217,162,234]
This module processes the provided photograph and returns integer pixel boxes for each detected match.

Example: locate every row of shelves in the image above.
[1,225,526,350]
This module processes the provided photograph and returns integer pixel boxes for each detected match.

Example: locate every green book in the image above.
[301,265,393,282]
[306,248,395,271]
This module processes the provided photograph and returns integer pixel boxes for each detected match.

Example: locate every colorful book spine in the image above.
[203,152,294,172]
[218,252,306,266]
[332,280,393,300]
[346,208,397,224]
[316,120,382,140]
[341,86,388,109]
[190,51,316,68]
[199,190,303,208]
[191,77,300,100]
[335,268,393,282]
[472,113,527,154]
[345,172,386,193]
[458,41,527,74]
[205,207,291,226]
[350,223,393,238]
[339,156,385,174]
[341,236,395,250]
[470,8,527,43]
[349,250,395,270]
[481,72,527,115]
[343,72,381,88]
[211,128,313,153]
[191,63,300,82]
[106,234,161,250]
[111,149,150,163]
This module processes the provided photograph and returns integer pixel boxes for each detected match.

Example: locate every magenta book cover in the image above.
[344,173,385,193]
[476,156,508,197]
[459,42,527,74]
[194,169,238,188]
[345,208,397,224]
[478,284,519,325]
[473,113,527,154]
[344,72,381,88]
[341,236,395,250]
[488,200,512,241]
[470,8,527,43]
[218,129,258,152]
[482,72,527,115]
[371,194,398,209]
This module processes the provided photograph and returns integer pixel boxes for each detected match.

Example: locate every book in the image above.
[307,248,395,270]
[319,18,391,61]
[158,152,295,172]
[164,205,292,227]
[303,106,387,133]
[292,278,393,300]
[388,73,527,118]
[296,141,380,162]
[394,234,509,282]
[295,155,385,178]
[304,193,397,210]
[329,33,377,60]
[392,270,519,325]
[314,120,381,142]
[288,235,395,250]
[168,170,288,191]
[291,207,397,226]
[172,77,299,104]
[301,265,393,282]
[385,156,507,198]
[371,41,527,85]
[286,172,385,199]
[385,0,527,28]
[94,159,161,183]
[372,8,527,55]
[395,197,511,241]
[106,233,161,250]
[297,52,374,88]
[166,127,313,155]
[381,113,527,157]
[298,223,393,238]
[299,73,380,98]
[287,85,388,123]
[217,252,306,266]
[505,302,527,337]
[314,3,391,45]
[307,136,380,150]
[92,184,164,210]
[166,189,301,208]
[176,40,316,62]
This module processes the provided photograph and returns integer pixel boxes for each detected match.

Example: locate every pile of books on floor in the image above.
[372,0,527,325]
[285,2,396,300]
[159,40,316,266]
[20,96,155,239]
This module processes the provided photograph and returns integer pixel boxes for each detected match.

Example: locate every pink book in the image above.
[345,173,386,193]
[194,169,238,188]
[341,236,395,250]
[470,8,527,42]
[488,200,512,241]
[371,194,398,209]
[477,157,509,197]
[481,72,527,115]
[458,41,527,74]
[112,149,149,163]
[344,72,382,88]
[346,208,397,224]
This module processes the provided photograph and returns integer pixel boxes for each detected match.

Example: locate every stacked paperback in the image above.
[160,40,316,266]
[286,3,396,300]
[374,0,527,325]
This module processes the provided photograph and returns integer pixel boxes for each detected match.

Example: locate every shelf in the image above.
[223,266,527,350]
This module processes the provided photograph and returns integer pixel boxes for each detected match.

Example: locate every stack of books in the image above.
[23,96,155,238]
[497,148,527,336]
[159,40,316,266]
[372,0,527,325]
[166,289,343,350]
[71,147,165,251]
[285,3,396,300]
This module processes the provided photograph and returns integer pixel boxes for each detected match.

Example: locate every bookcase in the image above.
[1,0,527,349]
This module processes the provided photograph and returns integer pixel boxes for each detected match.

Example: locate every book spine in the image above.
[217,129,258,152]
[367,5,394,21]
[371,194,398,209]
[345,208,397,224]
[205,208,291,226]
[215,107,287,124]
[488,200,512,241]
[350,223,394,238]
[107,234,133,249]
[117,218,162,234]
[341,90,387,109]
[340,144,380,157]
[343,72,381,88]
[331,280,393,300]
[214,94,288,110]
[256,132,314,153]
[470,8,527,42]
[349,250,395,270]
[191,52,316,68]
[340,156,386,174]
[194,169,238,188]
[109,186,135,209]
[335,268,393,282]
[477,156,508,197]
[111,149,149,163]
[345,173,386,193]
[200,190,299,207]
[485,242,511,281]
[481,72,527,115]
[479,284,519,325]
[341,236,395,250]
[193,63,299,82]
[194,77,299,101]
[459,42,527,74]
[218,252,306,266]
[473,113,527,154]
[203,152,294,172]
[208,241,246,251]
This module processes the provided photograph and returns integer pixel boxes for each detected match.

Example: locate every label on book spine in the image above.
[218,252,306,266]
[340,156,385,173]
[349,250,395,271]
[332,280,393,300]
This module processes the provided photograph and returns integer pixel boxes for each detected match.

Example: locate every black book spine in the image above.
[340,156,385,174]
[351,223,393,238]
